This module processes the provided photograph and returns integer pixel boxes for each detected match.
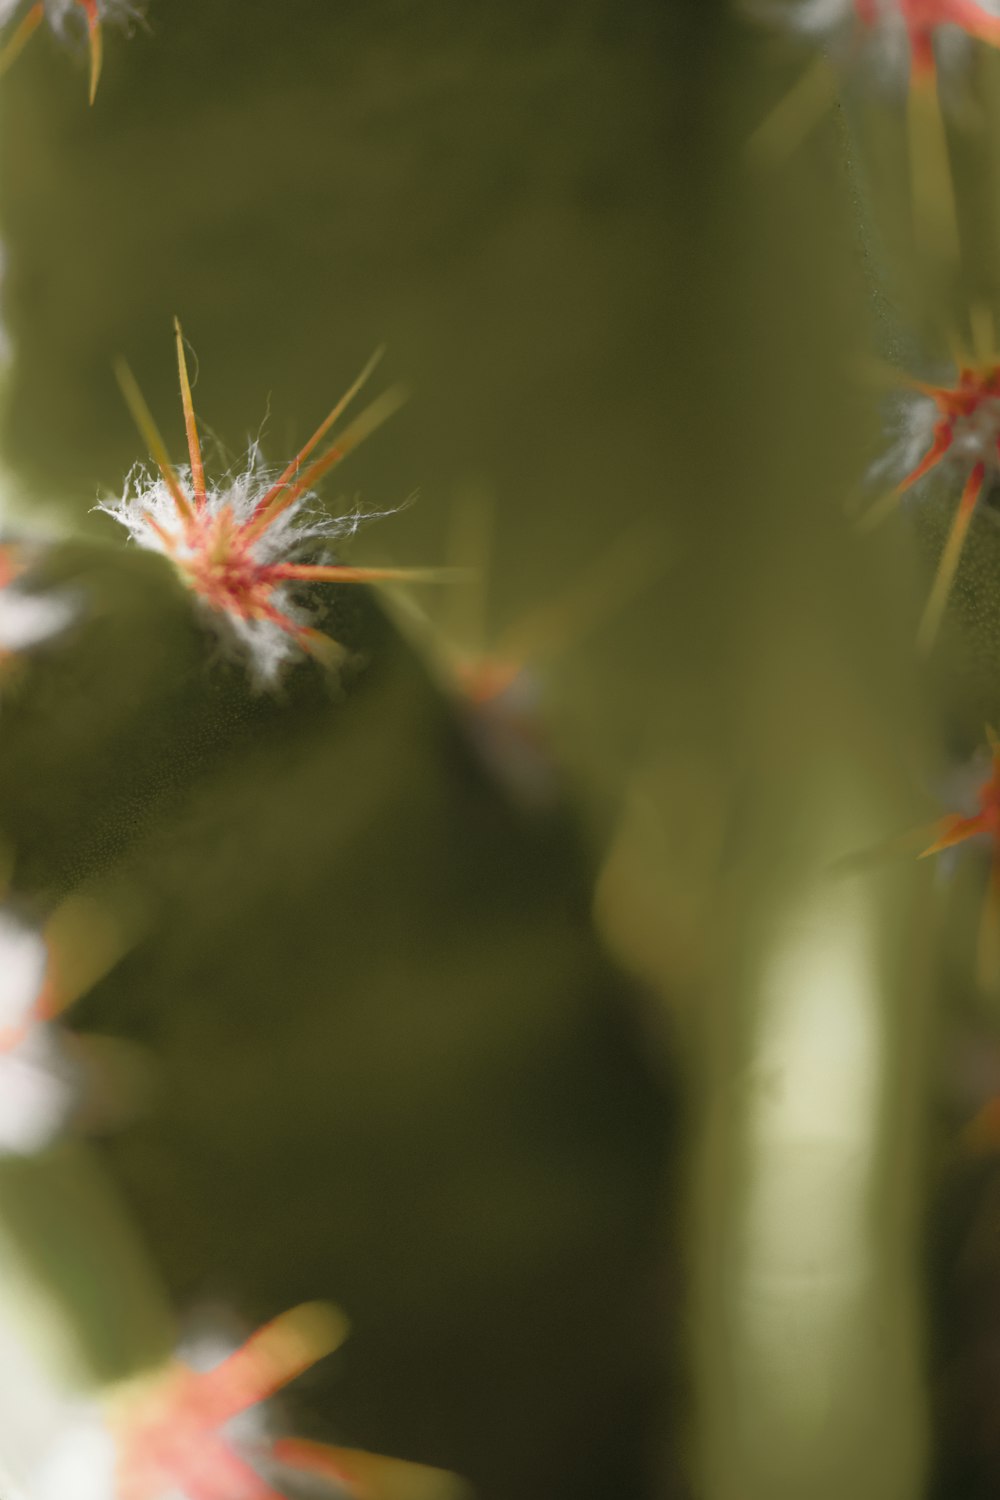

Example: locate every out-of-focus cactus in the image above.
[0,10,682,1500]
[0,520,672,1496]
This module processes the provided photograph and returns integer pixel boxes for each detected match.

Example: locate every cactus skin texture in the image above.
[0,538,675,1500]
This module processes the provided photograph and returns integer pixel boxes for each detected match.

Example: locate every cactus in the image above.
[0,3,677,1500]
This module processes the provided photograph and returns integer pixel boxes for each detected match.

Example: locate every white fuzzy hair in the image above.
[0,912,77,1158]
[0,0,143,33]
[42,0,143,34]
[0,584,76,654]
[0,1028,78,1157]
[758,0,999,92]
[97,450,400,687]
[874,379,1000,496]
[27,1321,327,1500]
[29,1412,118,1500]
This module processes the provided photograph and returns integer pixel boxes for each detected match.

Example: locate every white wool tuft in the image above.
[0,1028,78,1157]
[29,1409,118,1500]
[43,0,144,35]
[874,381,1000,497]
[27,1332,293,1500]
[0,913,79,1157]
[97,451,398,687]
[176,1321,274,1450]
[0,586,76,653]
[779,0,856,37]
[760,0,998,90]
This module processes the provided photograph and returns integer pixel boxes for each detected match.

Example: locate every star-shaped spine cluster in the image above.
[32,1304,349,1500]
[867,339,1000,646]
[0,0,140,101]
[776,0,1000,84]
[100,322,436,687]
[30,1303,462,1500]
